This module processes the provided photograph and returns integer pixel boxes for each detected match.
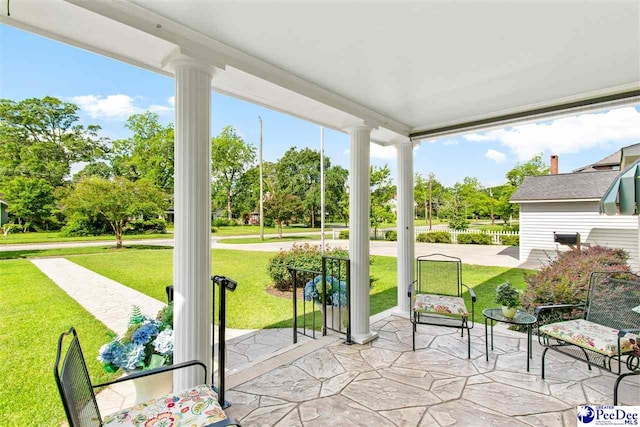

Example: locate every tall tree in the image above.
[369,165,395,235]
[264,192,303,237]
[60,177,167,248]
[276,147,322,227]
[1,176,56,231]
[111,112,175,193]
[499,154,551,222]
[0,96,107,186]
[211,126,256,220]
[414,172,444,228]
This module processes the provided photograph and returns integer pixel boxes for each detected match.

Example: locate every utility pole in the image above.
[259,117,264,241]
[490,187,495,226]
[428,174,433,230]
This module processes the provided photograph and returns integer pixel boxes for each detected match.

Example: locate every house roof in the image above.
[510,170,620,202]
[573,142,640,172]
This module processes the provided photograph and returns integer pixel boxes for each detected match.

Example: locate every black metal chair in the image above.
[409,254,476,358]
[54,327,240,426]
[537,271,640,405]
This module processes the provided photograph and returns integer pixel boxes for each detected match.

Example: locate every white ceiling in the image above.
[1,0,638,144]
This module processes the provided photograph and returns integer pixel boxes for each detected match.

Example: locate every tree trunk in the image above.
[115,224,123,249]
[311,205,315,228]
[277,221,283,238]
[227,190,232,221]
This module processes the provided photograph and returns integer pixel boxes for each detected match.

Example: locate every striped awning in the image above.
[600,160,640,215]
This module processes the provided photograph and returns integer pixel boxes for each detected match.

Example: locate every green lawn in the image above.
[0,244,173,260]
[68,248,532,329]
[212,225,321,237]
[0,231,171,245]
[217,234,333,244]
[0,260,116,426]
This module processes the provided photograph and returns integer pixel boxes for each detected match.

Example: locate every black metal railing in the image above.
[289,256,351,345]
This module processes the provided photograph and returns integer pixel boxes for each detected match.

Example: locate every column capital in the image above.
[164,53,218,78]
[343,123,376,133]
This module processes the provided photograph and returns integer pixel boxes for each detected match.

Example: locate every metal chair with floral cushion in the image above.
[537,271,640,405]
[54,327,240,427]
[409,254,476,357]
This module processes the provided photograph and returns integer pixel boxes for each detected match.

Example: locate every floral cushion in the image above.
[413,294,468,317]
[103,384,228,427]
[539,319,638,356]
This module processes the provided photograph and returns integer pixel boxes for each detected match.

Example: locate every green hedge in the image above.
[500,235,519,246]
[338,230,349,239]
[385,230,397,241]
[416,231,452,243]
[457,233,492,245]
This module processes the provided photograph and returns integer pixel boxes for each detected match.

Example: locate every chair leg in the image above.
[541,347,549,379]
[412,323,416,351]
[613,372,639,405]
[467,327,471,359]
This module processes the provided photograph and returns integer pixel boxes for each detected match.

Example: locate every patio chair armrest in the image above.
[619,328,640,338]
[461,284,476,303]
[93,360,207,389]
[534,303,585,316]
[408,280,417,298]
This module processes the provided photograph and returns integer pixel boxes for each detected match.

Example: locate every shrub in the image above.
[448,214,470,230]
[457,233,492,245]
[126,218,167,234]
[416,231,452,243]
[212,217,236,227]
[339,230,349,240]
[211,226,218,233]
[385,230,397,241]
[267,243,349,291]
[520,246,630,321]
[60,214,110,236]
[500,235,520,246]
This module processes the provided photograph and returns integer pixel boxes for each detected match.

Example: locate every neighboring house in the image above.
[511,159,639,271]
[573,142,640,173]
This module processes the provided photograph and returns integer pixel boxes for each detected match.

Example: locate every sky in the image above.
[1,24,639,188]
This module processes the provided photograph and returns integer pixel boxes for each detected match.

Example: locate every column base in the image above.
[351,331,378,345]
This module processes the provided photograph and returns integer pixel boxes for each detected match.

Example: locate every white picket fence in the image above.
[331,226,518,245]
[415,227,518,244]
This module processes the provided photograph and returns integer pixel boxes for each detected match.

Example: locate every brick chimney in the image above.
[550,155,558,174]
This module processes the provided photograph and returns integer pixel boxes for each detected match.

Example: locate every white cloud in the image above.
[71,94,173,119]
[464,106,640,160]
[485,149,506,163]
[168,96,175,107]
[442,139,459,146]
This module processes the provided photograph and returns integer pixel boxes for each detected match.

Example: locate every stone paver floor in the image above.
[224,314,640,427]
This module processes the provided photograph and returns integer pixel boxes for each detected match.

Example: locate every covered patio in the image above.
[222,312,640,426]
[3,0,639,420]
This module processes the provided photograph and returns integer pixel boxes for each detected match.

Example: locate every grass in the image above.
[0,231,171,245]
[0,260,117,426]
[217,234,333,244]
[0,244,173,260]
[212,224,322,237]
[68,248,532,329]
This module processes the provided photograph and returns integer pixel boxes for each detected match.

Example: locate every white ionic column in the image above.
[348,125,377,344]
[172,58,214,390]
[396,143,415,313]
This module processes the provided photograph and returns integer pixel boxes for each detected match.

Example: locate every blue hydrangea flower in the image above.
[131,322,158,345]
[331,292,347,307]
[122,344,146,371]
[153,329,174,355]
[304,280,318,302]
[98,340,125,366]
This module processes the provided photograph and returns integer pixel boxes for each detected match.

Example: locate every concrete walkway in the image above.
[32,258,165,335]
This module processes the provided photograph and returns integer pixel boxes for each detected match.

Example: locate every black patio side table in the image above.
[483,308,537,372]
